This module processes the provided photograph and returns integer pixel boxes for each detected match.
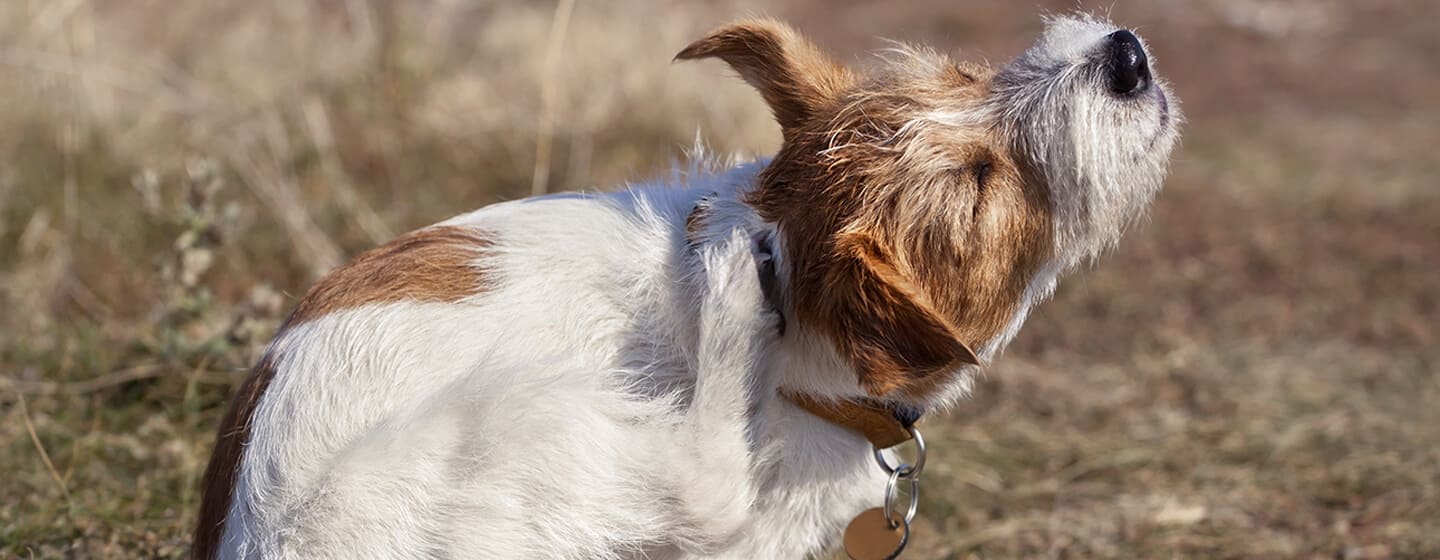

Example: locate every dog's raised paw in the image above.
[701,229,783,338]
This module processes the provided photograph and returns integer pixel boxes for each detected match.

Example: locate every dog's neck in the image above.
[684,182,922,447]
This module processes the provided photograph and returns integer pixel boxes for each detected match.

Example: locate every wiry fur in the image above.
[993,14,1182,268]
[196,14,1180,559]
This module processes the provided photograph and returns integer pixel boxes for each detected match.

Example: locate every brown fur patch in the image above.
[285,225,493,325]
[191,225,492,558]
[682,23,1054,399]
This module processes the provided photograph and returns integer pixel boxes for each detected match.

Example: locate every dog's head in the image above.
[679,15,1180,402]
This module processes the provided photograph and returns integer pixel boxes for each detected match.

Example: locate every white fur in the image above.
[216,15,1176,559]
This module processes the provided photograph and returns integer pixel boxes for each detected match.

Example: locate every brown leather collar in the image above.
[780,389,920,449]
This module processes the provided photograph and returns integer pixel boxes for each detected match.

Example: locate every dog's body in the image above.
[196,15,1180,559]
[205,163,873,559]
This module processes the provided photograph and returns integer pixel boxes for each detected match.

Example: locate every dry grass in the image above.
[2,0,1437,558]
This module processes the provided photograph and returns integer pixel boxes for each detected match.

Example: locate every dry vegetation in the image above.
[2,0,1437,558]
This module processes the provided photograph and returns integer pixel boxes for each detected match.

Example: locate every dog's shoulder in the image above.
[284,225,494,327]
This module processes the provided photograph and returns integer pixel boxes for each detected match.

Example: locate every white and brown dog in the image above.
[195,14,1179,559]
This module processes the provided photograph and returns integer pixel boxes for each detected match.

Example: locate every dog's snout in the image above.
[1107,30,1150,95]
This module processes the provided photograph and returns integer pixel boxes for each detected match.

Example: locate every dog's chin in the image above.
[1148,86,1179,147]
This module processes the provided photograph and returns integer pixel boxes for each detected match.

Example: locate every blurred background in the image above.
[1,0,1436,557]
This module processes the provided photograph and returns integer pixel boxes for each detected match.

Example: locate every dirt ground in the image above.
[2,1,1437,557]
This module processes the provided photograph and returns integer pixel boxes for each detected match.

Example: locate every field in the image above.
[2,0,1437,557]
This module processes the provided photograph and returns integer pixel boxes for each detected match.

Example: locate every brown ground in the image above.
[2,1,1437,558]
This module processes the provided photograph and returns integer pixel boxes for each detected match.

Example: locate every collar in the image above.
[780,389,922,449]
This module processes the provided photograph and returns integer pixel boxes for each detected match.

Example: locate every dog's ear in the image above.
[676,19,853,137]
[826,232,979,397]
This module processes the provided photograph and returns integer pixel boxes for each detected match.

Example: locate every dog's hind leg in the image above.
[667,229,781,552]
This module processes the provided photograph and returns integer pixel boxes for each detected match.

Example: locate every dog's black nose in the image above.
[1107,29,1150,95]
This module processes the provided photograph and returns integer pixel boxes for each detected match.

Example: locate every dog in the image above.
[194,14,1179,559]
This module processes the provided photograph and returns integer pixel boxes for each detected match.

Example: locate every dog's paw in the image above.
[700,229,782,337]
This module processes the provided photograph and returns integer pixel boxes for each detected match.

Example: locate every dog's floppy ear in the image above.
[826,232,980,397]
[676,19,853,137]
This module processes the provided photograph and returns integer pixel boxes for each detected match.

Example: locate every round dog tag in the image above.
[843,507,908,560]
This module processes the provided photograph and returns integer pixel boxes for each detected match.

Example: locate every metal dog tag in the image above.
[843,507,909,560]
